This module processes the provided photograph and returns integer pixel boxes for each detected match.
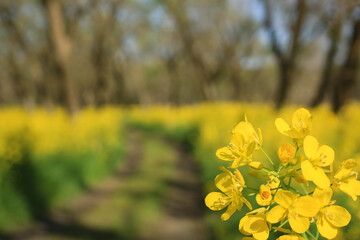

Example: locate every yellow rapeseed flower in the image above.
[333,159,360,201]
[216,120,262,169]
[266,189,320,233]
[205,168,251,221]
[256,185,272,206]
[301,135,334,189]
[239,208,270,240]
[275,108,312,146]
[278,143,296,163]
[268,175,280,194]
[313,188,351,239]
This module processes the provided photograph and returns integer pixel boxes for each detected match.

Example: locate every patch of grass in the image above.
[0,136,124,233]
[76,137,177,239]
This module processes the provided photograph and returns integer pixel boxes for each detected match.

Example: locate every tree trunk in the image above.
[263,0,306,109]
[275,61,293,108]
[311,19,342,107]
[43,0,78,114]
[332,18,360,113]
[92,33,109,107]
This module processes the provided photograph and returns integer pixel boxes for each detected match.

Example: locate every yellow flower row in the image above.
[0,107,122,160]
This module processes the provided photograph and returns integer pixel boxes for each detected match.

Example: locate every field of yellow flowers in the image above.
[0,103,359,239]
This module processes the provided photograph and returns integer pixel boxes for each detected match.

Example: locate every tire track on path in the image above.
[157,140,210,240]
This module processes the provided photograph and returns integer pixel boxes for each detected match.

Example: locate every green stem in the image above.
[295,146,299,157]
[261,168,276,176]
[280,179,288,190]
[287,185,302,195]
[277,164,285,174]
[301,233,309,240]
[306,230,316,239]
[315,229,319,240]
[274,219,289,232]
[287,177,292,187]
[260,146,276,170]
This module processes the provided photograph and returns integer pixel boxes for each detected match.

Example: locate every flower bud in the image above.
[278,143,296,163]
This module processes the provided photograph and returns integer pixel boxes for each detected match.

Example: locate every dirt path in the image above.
[2,130,210,240]
[157,142,210,240]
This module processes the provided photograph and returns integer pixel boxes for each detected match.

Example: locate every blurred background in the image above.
[1,0,360,239]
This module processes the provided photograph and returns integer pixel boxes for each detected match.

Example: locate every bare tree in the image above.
[332,10,360,112]
[89,0,123,106]
[42,0,78,114]
[263,0,307,109]
[164,0,244,101]
[311,15,342,107]
[0,2,35,108]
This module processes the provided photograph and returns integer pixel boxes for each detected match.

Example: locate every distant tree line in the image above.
[0,0,359,113]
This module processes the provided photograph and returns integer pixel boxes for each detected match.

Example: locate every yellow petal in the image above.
[246,141,256,156]
[293,173,308,185]
[272,227,292,234]
[232,121,255,139]
[243,197,252,210]
[284,129,303,139]
[342,159,358,168]
[317,213,338,239]
[242,215,269,240]
[230,158,246,168]
[216,147,235,161]
[317,145,334,166]
[301,160,314,181]
[288,214,310,233]
[340,178,360,201]
[253,229,270,240]
[292,108,312,133]
[312,187,332,208]
[243,216,264,233]
[266,205,287,223]
[333,159,357,180]
[221,202,237,221]
[301,160,330,188]
[334,167,352,181]
[247,207,267,215]
[239,215,251,235]
[205,192,228,211]
[234,169,246,186]
[277,235,305,240]
[215,173,232,193]
[325,205,351,227]
[274,189,298,208]
[294,196,320,217]
[248,161,263,170]
[251,222,269,240]
[275,118,291,135]
[256,194,271,206]
[269,176,280,191]
[303,136,318,159]
[312,169,330,189]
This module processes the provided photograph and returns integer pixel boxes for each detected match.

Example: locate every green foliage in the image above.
[0,129,124,232]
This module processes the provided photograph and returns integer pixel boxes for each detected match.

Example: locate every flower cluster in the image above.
[205,108,359,239]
